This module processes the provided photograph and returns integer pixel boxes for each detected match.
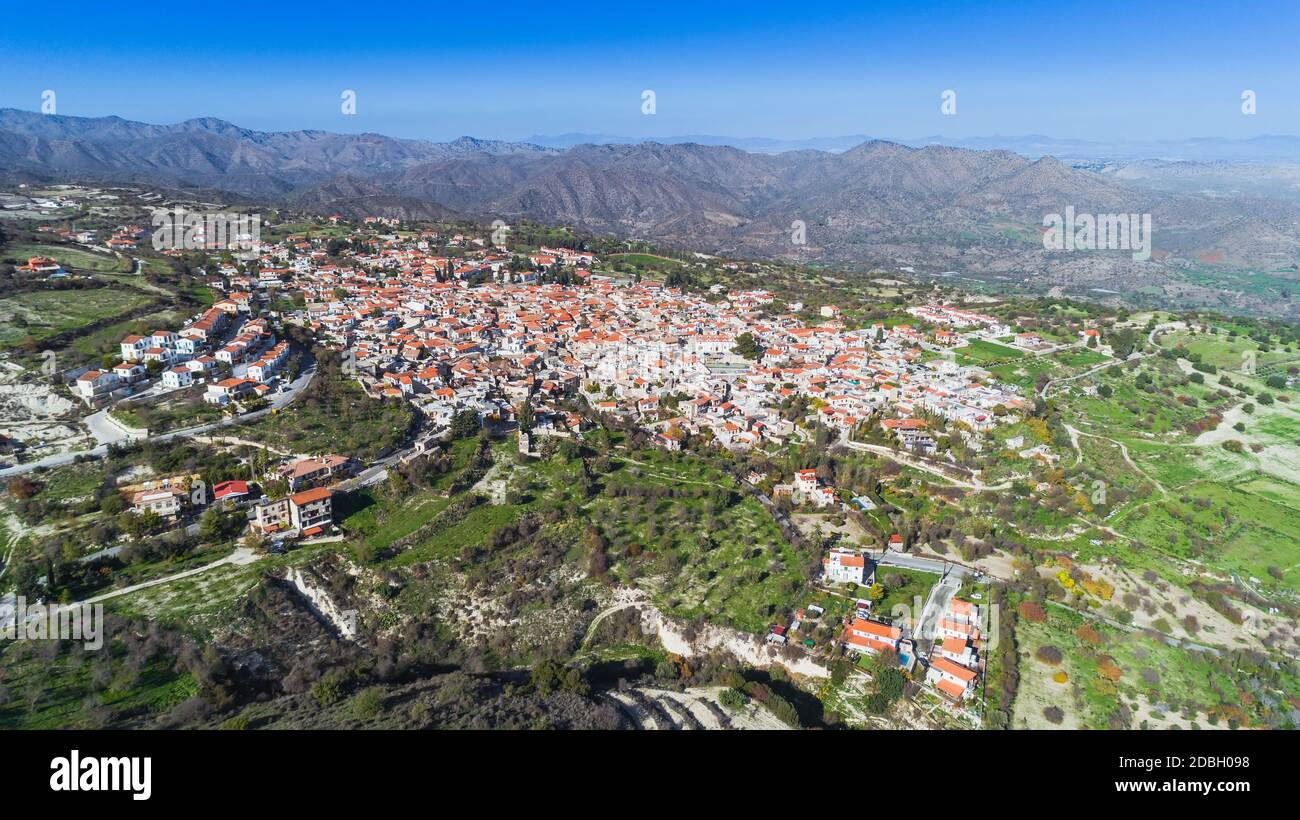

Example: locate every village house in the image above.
[842,617,901,656]
[277,455,353,491]
[112,361,147,384]
[254,497,292,533]
[213,480,251,505]
[288,486,334,536]
[130,486,187,518]
[822,547,869,585]
[74,370,119,403]
[161,366,193,390]
[934,636,979,669]
[204,377,256,405]
[934,598,982,641]
[926,656,978,701]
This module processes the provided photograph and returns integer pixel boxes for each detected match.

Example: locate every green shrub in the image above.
[719,688,749,710]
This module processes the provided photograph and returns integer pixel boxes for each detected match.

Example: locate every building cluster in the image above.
[74,297,288,407]
[121,473,206,518]
[249,454,355,538]
[905,303,1010,337]
[836,589,984,704]
[66,221,1027,458]
[116,452,352,542]
[924,597,983,701]
[819,536,985,705]
[771,468,838,508]
[55,218,1023,716]
[220,229,1030,462]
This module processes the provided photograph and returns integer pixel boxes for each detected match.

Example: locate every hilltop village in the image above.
[13,202,1297,734]
[184,232,1029,453]
[61,223,1031,710]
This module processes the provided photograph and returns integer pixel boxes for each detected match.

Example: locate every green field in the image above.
[342,488,451,552]
[0,288,154,347]
[955,339,1023,365]
[386,502,521,567]
[30,464,105,503]
[0,627,198,729]
[607,253,686,271]
[590,450,805,633]
[69,308,184,361]
[241,375,413,461]
[1013,604,1298,729]
[1053,348,1110,368]
[342,440,810,635]
[872,566,939,618]
[985,356,1057,389]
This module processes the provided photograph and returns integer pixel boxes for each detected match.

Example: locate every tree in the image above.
[1110,327,1138,358]
[733,332,761,361]
[449,410,481,439]
[198,507,225,541]
[1035,645,1063,664]
[516,400,534,433]
[13,560,41,599]
[830,659,852,687]
[99,493,125,515]
[1017,600,1046,622]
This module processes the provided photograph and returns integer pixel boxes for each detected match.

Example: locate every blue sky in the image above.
[1,0,1297,141]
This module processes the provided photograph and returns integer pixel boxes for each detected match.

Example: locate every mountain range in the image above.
[2,108,1298,316]
[527,132,1300,163]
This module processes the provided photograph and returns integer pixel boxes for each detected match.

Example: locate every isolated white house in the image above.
[823,548,868,585]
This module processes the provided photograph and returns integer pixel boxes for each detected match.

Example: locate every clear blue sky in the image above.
[1,0,1297,141]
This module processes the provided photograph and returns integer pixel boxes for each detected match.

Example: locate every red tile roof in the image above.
[289,486,332,505]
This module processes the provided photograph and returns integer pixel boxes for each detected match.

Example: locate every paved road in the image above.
[1031,341,1084,357]
[0,358,316,478]
[336,465,389,491]
[872,550,981,580]
[78,544,124,563]
[83,405,145,447]
[332,423,444,493]
[1040,355,1119,399]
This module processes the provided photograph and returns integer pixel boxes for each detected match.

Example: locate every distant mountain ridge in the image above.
[2,108,1298,318]
[0,108,554,196]
[527,131,1300,162]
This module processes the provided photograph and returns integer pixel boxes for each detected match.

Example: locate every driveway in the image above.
[914,571,961,651]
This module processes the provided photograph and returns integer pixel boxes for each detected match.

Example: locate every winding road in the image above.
[0,358,316,478]
[1038,320,1184,400]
